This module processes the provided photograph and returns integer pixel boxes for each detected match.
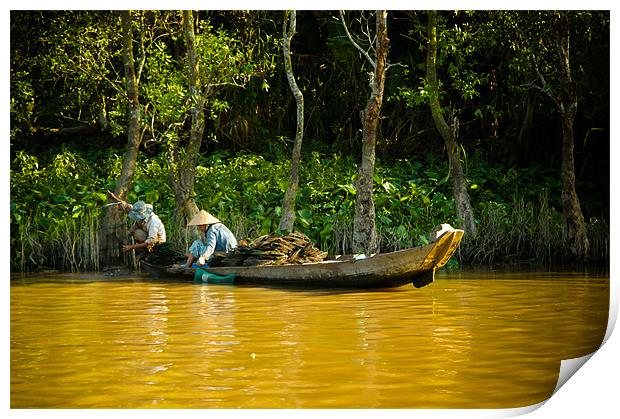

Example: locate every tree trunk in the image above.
[553,13,589,261]
[351,11,389,255]
[560,112,589,260]
[278,10,305,233]
[426,10,477,237]
[101,10,142,267]
[169,10,203,240]
[116,11,142,200]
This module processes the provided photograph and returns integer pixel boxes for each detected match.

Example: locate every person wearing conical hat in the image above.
[106,190,167,257]
[180,209,237,268]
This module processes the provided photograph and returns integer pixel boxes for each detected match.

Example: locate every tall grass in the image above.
[461,193,565,265]
[587,218,610,265]
[14,210,102,272]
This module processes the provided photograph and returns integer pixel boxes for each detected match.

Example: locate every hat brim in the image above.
[129,211,147,222]
[188,210,221,226]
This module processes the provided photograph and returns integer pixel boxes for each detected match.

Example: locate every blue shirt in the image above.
[201,223,237,259]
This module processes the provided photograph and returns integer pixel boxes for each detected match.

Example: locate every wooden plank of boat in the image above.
[141,228,464,289]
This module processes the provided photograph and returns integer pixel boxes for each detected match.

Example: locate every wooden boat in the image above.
[141,228,464,289]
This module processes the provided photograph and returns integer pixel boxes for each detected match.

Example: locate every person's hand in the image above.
[197,257,206,266]
[122,244,134,252]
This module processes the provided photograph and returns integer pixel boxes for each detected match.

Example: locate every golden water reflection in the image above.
[10,269,608,408]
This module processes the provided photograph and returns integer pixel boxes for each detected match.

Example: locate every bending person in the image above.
[182,210,237,268]
[106,190,171,263]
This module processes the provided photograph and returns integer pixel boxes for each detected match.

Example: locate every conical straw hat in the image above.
[188,210,221,226]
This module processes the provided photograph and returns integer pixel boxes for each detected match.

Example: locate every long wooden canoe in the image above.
[141,228,464,289]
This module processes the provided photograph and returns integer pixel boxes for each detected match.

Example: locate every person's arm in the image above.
[106,190,132,212]
[122,241,149,252]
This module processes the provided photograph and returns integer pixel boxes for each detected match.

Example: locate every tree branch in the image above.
[339,11,375,69]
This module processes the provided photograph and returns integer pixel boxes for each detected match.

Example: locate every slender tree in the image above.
[551,13,589,260]
[167,9,202,236]
[102,11,145,266]
[341,11,389,255]
[426,10,477,237]
[514,11,590,260]
[115,11,143,201]
[278,10,305,233]
[144,11,258,248]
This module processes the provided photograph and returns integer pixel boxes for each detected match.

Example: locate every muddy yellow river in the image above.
[10,269,608,408]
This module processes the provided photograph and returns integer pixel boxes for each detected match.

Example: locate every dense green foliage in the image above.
[11,145,606,271]
[10,10,609,271]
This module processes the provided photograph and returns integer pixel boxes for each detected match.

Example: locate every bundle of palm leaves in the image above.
[210,232,327,267]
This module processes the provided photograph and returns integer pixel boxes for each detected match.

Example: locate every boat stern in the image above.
[411,268,435,288]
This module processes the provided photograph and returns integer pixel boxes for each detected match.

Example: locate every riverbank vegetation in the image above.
[10,145,608,272]
[10,10,609,272]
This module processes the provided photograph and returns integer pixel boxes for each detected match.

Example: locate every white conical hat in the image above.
[188,210,221,226]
